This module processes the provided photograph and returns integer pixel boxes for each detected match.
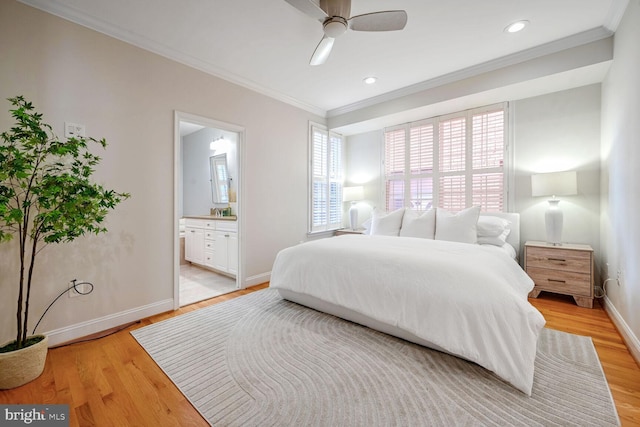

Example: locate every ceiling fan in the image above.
[284,0,408,66]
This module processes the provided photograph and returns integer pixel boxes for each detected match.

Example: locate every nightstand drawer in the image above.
[526,267,591,297]
[525,246,591,273]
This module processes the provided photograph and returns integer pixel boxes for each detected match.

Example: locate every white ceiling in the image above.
[20,0,627,128]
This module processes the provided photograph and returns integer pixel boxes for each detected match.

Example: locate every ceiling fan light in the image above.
[505,20,529,33]
[323,19,348,38]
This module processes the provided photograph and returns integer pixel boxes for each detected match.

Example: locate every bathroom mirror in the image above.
[210,153,229,203]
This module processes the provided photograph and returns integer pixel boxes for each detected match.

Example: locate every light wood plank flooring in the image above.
[1,285,638,426]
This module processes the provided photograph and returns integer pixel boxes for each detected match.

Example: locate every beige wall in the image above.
[601,0,640,360]
[512,85,601,259]
[0,1,322,345]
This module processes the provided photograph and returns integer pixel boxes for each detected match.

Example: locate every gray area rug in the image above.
[131,289,619,426]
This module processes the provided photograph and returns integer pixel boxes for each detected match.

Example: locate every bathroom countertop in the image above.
[183,215,237,221]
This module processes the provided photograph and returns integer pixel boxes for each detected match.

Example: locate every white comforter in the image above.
[270,235,546,395]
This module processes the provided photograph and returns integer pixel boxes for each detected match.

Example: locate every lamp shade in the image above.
[531,171,577,198]
[343,186,364,202]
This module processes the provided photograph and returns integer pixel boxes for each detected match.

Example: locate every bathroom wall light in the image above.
[210,136,226,151]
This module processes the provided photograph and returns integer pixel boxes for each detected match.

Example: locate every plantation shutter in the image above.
[384,128,405,211]
[438,117,466,211]
[328,134,343,228]
[409,123,434,211]
[384,103,507,213]
[471,109,505,212]
[310,125,343,232]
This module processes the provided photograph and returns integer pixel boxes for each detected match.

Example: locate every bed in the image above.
[269,208,546,395]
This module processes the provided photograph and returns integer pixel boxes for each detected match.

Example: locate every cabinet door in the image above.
[213,230,229,272]
[185,227,205,265]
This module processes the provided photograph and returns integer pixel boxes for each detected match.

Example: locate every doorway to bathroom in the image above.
[174,111,244,308]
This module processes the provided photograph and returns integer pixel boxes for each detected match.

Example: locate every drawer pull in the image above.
[547,257,566,262]
[547,279,566,283]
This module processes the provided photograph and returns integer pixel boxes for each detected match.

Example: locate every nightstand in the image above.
[335,229,365,236]
[524,241,594,308]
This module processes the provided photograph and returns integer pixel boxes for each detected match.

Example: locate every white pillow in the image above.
[435,206,481,244]
[477,216,511,237]
[478,229,511,246]
[400,208,435,239]
[370,208,405,236]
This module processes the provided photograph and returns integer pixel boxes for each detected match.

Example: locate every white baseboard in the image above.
[44,299,174,347]
[603,296,640,365]
[243,272,270,288]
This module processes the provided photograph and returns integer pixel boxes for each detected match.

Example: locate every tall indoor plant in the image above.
[0,96,129,388]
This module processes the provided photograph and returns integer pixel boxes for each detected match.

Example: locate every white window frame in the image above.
[383,102,512,212]
[309,123,344,233]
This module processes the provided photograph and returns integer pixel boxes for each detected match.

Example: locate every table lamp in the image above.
[343,186,364,230]
[531,171,577,245]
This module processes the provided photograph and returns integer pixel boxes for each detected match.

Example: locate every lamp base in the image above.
[545,199,563,245]
[349,202,358,230]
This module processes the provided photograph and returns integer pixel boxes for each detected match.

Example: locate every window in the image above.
[310,125,343,232]
[384,104,507,212]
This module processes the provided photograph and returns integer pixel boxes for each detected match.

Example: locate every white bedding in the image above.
[270,235,546,395]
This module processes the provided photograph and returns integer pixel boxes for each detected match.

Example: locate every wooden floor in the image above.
[1,285,639,426]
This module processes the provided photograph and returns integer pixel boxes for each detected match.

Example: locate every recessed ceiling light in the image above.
[505,20,529,33]
[363,76,377,85]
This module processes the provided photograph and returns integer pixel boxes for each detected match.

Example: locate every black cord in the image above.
[31,279,94,335]
[49,320,141,349]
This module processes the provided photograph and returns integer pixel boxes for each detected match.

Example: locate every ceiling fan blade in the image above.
[310,36,335,66]
[284,0,328,20]
[349,10,407,31]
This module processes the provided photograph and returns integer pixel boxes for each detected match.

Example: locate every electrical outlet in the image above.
[68,280,90,298]
[64,122,86,138]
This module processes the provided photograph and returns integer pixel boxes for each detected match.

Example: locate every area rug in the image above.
[131,289,619,426]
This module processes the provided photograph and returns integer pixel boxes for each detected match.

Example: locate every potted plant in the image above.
[0,96,129,389]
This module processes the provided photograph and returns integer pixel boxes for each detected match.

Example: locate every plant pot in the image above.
[0,335,48,389]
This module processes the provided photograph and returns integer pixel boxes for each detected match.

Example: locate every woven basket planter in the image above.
[0,335,48,389]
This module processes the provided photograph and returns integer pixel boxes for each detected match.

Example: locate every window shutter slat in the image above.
[409,124,433,174]
[386,179,404,211]
[472,110,504,170]
[439,117,466,173]
[472,172,503,212]
[385,129,405,176]
[439,175,466,211]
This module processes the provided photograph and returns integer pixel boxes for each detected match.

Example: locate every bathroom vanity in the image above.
[183,216,237,277]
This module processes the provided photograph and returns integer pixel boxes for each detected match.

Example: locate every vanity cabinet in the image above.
[185,226,205,265]
[184,218,237,276]
[213,221,238,275]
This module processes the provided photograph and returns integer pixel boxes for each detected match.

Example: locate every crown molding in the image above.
[603,0,630,31]
[327,27,613,118]
[18,0,328,118]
